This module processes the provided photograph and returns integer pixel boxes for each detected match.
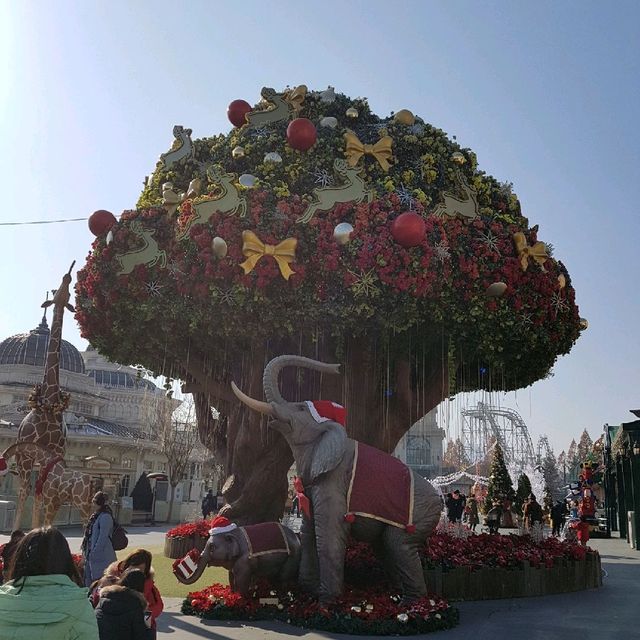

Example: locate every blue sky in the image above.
[0,1,638,454]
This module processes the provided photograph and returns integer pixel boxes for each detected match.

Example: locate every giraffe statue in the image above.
[0,442,94,527]
[13,262,76,528]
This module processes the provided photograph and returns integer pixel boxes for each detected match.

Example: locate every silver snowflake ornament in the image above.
[551,292,568,314]
[479,231,501,255]
[145,281,164,297]
[433,241,451,263]
[519,312,534,328]
[396,184,416,209]
[348,269,379,298]
[167,262,184,277]
[250,126,269,139]
[215,287,237,306]
[312,167,333,187]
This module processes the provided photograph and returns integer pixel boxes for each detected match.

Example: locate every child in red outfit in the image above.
[90,548,163,634]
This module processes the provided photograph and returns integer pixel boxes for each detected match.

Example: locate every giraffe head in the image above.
[41,262,76,313]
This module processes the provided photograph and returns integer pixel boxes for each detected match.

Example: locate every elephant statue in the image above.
[173,520,300,598]
[231,355,443,605]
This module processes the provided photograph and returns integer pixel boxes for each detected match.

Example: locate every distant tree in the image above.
[566,439,579,478]
[130,472,153,512]
[542,448,563,499]
[515,473,532,513]
[485,443,515,511]
[147,395,200,522]
[577,429,593,463]
[557,450,567,484]
[443,438,470,470]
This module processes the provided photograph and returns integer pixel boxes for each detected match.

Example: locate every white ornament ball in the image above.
[239,174,258,188]
[106,229,114,245]
[264,152,283,163]
[212,236,228,258]
[333,222,354,245]
[320,116,338,129]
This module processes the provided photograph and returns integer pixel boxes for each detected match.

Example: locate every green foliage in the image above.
[484,444,515,511]
[515,473,532,513]
[542,486,553,515]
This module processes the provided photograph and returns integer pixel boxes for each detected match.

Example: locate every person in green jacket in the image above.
[0,526,99,640]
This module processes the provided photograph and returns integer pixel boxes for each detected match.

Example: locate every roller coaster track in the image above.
[460,401,537,470]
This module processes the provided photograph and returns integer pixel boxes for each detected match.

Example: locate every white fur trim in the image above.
[305,401,329,423]
[209,523,238,536]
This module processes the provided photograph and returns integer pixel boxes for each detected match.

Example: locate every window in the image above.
[119,474,131,497]
[406,435,431,467]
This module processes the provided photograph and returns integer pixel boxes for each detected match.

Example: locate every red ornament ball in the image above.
[391,212,426,247]
[88,210,117,237]
[227,100,252,128]
[286,118,317,151]
[190,599,199,607]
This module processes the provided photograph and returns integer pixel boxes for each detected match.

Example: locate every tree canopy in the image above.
[74,85,583,522]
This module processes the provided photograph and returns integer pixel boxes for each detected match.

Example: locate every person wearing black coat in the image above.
[550,500,568,536]
[96,569,153,640]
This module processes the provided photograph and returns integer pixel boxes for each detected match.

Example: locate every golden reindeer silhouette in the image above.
[179,166,247,237]
[160,125,194,169]
[431,171,479,221]
[115,221,167,275]
[245,87,291,128]
[297,159,374,224]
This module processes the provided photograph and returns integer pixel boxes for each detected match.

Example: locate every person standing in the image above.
[201,490,216,519]
[523,493,543,530]
[466,495,480,532]
[0,527,98,639]
[446,490,465,523]
[82,491,117,587]
[550,500,568,536]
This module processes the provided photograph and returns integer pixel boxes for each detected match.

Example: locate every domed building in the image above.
[0,313,209,529]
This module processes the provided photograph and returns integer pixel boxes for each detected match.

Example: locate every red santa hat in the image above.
[0,456,7,476]
[305,400,346,427]
[208,515,237,536]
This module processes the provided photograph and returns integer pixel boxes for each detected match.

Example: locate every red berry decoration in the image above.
[227,100,252,128]
[391,212,426,247]
[286,118,317,151]
[88,210,117,237]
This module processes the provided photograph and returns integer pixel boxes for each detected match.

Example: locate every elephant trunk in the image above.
[175,542,211,585]
[262,355,341,404]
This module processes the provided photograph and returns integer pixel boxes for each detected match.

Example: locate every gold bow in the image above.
[283,85,307,115]
[513,232,548,272]
[344,132,393,172]
[240,230,297,280]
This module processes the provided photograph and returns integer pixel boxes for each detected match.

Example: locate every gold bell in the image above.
[451,152,466,164]
[346,107,359,118]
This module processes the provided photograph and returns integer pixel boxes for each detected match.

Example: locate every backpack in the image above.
[110,521,129,551]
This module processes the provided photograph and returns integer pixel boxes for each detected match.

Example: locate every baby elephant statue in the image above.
[232,355,443,606]
[173,516,300,598]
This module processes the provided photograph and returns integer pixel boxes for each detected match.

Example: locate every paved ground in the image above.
[2,526,636,639]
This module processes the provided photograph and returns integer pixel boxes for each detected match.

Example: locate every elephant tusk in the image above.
[231,381,275,416]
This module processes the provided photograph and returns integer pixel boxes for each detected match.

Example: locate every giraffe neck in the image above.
[42,305,63,405]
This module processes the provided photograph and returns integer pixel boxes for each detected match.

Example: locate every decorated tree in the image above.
[514,472,532,513]
[75,85,582,524]
[484,444,516,511]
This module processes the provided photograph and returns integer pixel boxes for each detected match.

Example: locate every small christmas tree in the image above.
[515,473,532,513]
[484,443,516,512]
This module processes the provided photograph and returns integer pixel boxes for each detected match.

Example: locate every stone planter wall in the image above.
[164,535,208,559]
[424,552,602,600]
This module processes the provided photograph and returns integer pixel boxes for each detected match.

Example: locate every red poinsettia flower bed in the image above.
[182,581,457,635]
[167,519,214,539]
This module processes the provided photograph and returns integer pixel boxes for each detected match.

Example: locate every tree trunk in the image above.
[190,331,447,525]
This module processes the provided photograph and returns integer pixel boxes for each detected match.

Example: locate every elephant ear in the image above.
[309,421,347,482]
